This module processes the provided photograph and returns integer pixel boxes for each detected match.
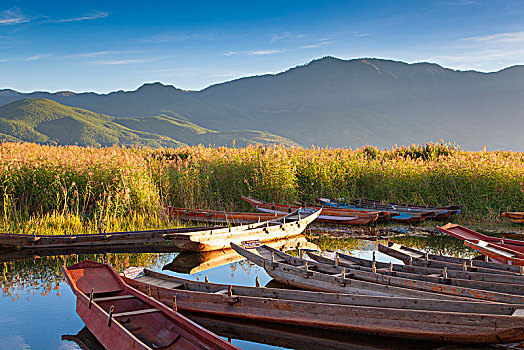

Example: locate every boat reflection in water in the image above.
[163,235,318,274]
[63,316,442,350]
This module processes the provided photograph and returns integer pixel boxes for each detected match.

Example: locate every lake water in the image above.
[0,234,484,350]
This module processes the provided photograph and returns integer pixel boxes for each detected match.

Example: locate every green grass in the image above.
[1,141,524,236]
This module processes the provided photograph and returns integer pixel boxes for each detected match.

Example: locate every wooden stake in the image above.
[462,262,467,271]
[389,262,393,272]
[88,289,94,309]
[335,253,339,267]
[442,267,448,279]
[372,261,377,274]
[173,295,177,312]
[108,305,114,327]
[255,276,260,287]
[205,276,209,283]
[228,285,233,297]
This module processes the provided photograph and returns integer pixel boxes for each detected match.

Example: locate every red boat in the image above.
[464,240,524,266]
[63,260,240,350]
[437,223,524,254]
[242,196,379,225]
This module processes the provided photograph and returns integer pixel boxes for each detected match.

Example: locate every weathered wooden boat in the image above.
[163,208,320,252]
[350,198,461,220]
[502,212,524,224]
[437,223,524,253]
[242,196,379,225]
[0,225,222,250]
[63,260,240,350]
[307,251,524,295]
[0,244,180,264]
[168,206,285,225]
[379,242,524,275]
[122,267,524,344]
[307,249,524,286]
[317,198,432,222]
[464,240,524,266]
[243,245,524,304]
[185,314,435,350]
[230,243,489,301]
[163,236,318,274]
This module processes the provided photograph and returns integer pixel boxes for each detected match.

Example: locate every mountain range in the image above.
[1,57,523,150]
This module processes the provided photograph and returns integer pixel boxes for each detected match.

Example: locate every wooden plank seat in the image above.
[94,295,137,302]
[113,308,161,318]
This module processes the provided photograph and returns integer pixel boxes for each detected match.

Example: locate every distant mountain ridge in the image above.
[1,57,523,150]
[0,99,296,147]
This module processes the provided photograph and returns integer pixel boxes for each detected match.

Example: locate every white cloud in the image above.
[224,51,238,56]
[25,54,53,61]
[464,31,524,44]
[0,8,30,25]
[69,50,143,58]
[43,11,108,24]
[302,40,332,49]
[93,59,150,65]
[247,49,284,55]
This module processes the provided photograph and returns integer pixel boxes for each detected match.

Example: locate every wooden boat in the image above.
[163,235,318,274]
[63,260,240,350]
[502,212,524,224]
[437,222,524,253]
[0,244,181,264]
[351,198,461,220]
[122,266,524,344]
[185,314,435,350]
[168,206,286,225]
[317,198,432,222]
[464,240,524,266]
[230,243,486,300]
[379,242,524,275]
[242,246,524,304]
[307,249,524,286]
[0,225,222,250]
[242,196,379,225]
[307,251,524,295]
[163,208,320,252]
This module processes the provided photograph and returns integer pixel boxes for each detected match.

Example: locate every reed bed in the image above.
[1,141,524,234]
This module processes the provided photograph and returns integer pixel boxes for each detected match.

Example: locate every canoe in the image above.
[0,244,182,264]
[163,208,320,252]
[317,198,432,222]
[437,223,524,253]
[502,212,524,224]
[279,247,524,304]
[0,225,222,250]
[63,260,240,350]
[185,314,435,350]
[230,243,483,300]
[168,206,286,224]
[242,196,379,225]
[307,251,524,296]
[464,240,524,266]
[379,242,524,275]
[350,198,461,220]
[122,267,524,344]
[163,235,318,274]
[307,249,524,286]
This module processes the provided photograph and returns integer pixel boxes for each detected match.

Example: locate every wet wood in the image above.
[122,267,524,344]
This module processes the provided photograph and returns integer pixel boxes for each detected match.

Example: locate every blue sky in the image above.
[1,0,524,93]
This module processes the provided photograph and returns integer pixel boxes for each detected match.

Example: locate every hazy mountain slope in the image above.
[1,57,524,149]
[0,98,296,148]
[0,99,184,147]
